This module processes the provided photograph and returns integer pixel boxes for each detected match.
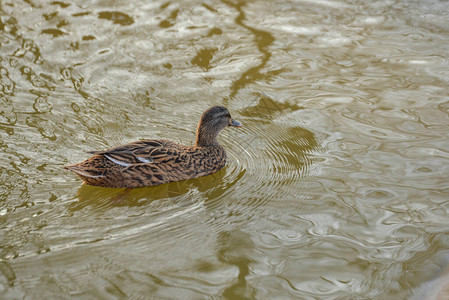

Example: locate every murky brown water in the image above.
[1,0,449,299]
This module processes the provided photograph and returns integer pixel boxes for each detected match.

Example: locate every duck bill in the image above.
[229,119,242,127]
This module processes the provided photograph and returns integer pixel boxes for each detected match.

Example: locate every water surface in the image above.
[1,0,449,299]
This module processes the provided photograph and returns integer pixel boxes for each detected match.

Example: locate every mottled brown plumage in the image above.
[65,106,242,188]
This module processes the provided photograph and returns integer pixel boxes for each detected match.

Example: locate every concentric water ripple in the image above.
[214,111,316,212]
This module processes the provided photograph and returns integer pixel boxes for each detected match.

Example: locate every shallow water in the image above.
[1,0,449,299]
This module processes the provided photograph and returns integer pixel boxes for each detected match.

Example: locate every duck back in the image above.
[65,139,226,188]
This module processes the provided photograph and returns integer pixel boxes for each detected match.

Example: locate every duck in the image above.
[64,106,242,188]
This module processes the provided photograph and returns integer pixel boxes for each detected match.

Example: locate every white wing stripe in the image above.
[104,154,131,167]
[137,156,153,163]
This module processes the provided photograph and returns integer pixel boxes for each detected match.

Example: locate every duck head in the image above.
[195,106,242,147]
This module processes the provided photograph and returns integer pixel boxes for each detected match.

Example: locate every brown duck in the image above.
[65,106,242,188]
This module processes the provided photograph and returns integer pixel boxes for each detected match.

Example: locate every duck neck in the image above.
[195,124,220,147]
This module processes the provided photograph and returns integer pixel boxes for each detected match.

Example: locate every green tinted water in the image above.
[1,0,449,299]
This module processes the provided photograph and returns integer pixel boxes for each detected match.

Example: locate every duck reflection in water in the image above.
[69,167,228,210]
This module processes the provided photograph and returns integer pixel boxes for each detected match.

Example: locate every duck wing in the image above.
[89,139,186,167]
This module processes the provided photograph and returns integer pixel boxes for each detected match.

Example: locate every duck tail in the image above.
[64,163,105,178]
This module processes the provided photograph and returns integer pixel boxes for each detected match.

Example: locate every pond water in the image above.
[1,0,449,299]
